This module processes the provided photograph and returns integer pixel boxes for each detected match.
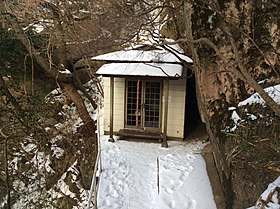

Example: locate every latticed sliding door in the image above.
[144,81,161,129]
[126,79,161,131]
[126,80,142,128]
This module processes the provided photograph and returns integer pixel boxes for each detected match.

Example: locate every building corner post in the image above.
[162,79,169,148]
[109,76,115,142]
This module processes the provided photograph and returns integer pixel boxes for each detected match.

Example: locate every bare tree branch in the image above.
[1,12,72,82]
[160,36,280,116]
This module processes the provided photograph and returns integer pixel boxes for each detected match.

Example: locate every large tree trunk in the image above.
[162,1,280,208]
[61,82,96,139]
[189,1,280,209]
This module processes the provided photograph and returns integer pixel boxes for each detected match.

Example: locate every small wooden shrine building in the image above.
[92,44,193,146]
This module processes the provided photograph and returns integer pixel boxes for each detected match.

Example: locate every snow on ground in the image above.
[238,84,280,107]
[225,84,280,133]
[225,83,280,209]
[247,176,280,209]
[97,136,217,209]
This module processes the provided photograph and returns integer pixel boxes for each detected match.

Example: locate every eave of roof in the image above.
[92,45,192,78]
[95,62,183,78]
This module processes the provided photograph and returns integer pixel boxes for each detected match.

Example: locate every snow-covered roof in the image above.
[95,62,183,77]
[92,46,192,78]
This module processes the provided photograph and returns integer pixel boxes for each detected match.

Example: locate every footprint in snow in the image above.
[118,161,125,167]
[163,198,176,209]
[179,170,190,181]
[111,188,118,198]
[108,159,118,168]
[187,198,196,209]
[170,200,176,209]
[164,178,182,194]
[99,199,111,209]
[186,154,195,161]
[104,144,120,154]
[103,170,115,179]
[166,187,175,194]
[175,180,184,188]
[113,180,124,193]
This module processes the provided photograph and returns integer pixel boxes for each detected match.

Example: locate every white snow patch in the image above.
[258,79,268,84]
[24,19,53,33]
[50,160,79,200]
[231,110,241,124]
[50,136,65,158]
[97,136,217,209]
[96,62,183,77]
[30,151,47,174]
[59,69,72,74]
[9,156,20,172]
[47,78,100,133]
[246,113,257,121]
[92,43,192,78]
[238,84,280,107]
[57,172,76,198]
[207,12,217,29]
[247,176,280,209]
[92,49,181,63]
[51,145,64,158]
[228,106,236,111]
[22,142,37,153]
[225,84,280,133]
[45,155,55,173]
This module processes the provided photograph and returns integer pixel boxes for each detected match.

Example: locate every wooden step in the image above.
[117,129,164,140]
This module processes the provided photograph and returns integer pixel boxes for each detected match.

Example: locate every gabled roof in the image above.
[91,45,192,78]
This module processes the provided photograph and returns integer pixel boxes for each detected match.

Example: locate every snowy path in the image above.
[97,136,217,209]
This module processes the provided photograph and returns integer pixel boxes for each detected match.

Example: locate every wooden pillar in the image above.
[162,79,169,148]
[109,76,115,142]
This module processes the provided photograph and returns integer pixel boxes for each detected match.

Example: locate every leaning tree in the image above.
[0,0,160,208]
[158,0,280,208]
